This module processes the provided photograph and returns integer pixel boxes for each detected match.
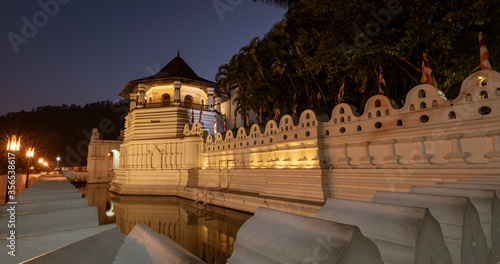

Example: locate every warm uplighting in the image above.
[6,135,21,151]
[30,167,34,169]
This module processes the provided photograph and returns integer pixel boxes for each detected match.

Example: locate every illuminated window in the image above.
[480,91,488,99]
[418,90,426,98]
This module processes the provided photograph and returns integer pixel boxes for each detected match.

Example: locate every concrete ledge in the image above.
[0,224,117,264]
[437,182,500,198]
[227,207,383,264]
[113,223,204,264]
[17,188,77,196]
[410,186,500,262]
[372,191,489,264]
[0,206,99,237]
[316,198,451,264]
[15,192,82,203]
[24,226,124,264]
[0,197,89,215]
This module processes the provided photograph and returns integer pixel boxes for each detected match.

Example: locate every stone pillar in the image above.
[137,84,146,108]
[485,130,500,163]
[382,139,400,165]
[208,87,215,110]
[444,133,467,163]
[129,93,137,111]
[173,81,181,106]
[359,142,373,166]
[411,137,430,164]
[336,143,351,167]
[215,97,221,112]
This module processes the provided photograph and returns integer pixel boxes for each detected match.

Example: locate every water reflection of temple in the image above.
[110,194,251,264]
[77,183,116,225]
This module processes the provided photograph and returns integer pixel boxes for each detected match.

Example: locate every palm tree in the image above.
[252,0,296,9]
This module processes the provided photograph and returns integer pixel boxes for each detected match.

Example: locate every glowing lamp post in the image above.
[38,158,44,172]
[56,155,61,169]
[5,135,21,203]
[25,148,34,189]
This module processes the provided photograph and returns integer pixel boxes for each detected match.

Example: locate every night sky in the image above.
[0,0,285,115]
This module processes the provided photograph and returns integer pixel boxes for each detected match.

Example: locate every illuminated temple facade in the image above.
[87,55,500,215]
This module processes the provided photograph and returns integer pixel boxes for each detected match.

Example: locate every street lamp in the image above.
[5,135,21,203]
[25,148,34,189]
[56,155,60,169]
[38,158,44,173]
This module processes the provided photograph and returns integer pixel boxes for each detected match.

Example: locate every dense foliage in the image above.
[0,100,128,171]
[223,0,500,121]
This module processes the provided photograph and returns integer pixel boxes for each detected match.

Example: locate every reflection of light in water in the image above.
[106,201,115,217]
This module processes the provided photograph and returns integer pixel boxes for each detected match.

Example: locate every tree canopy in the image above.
[219,0,500,122]
[0,100,128,172]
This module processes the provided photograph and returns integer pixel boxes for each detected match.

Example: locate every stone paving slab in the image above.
[0,198,89,216]
[17,188,77,197]
[15,192,82,203]
[0,224,117,264]
[0,206,99,238]
[24,226,125,264]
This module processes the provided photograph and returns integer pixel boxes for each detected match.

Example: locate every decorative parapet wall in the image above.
[182,70,500,201]
[188,70,500,169]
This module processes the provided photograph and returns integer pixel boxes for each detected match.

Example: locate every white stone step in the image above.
[372,191,489,264]
[0,206,99,238]
[0,197,89,215]
[410,186,500,262]
[15,192,82,203]
[18,188,77,197]
[113,223,204,264]
[227,207,383,264]
[23,226,124,264]
[0,224,117,264]
[316,198,451,264]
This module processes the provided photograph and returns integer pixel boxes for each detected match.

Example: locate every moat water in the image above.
[75,182,252,264]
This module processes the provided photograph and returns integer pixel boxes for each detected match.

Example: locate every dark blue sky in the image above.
[0,0,285,115]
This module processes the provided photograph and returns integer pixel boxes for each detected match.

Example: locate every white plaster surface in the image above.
[227,207,383,264]
[372,191,489,264]
[316,198,451,264]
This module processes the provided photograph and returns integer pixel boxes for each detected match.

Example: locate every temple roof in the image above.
[119,53,216,98]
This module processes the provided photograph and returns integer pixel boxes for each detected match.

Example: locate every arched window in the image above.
[375,100,381,107]
[420,102,427,109]
[368,112,372,118]
[184,95,193,108]
[448,111,456,119]
[385,109,390,115]
[162,94,171,107]
[466,94,472,102]
[480,91,488,99]
[357,125,362,131]
[418,90,426,98]
[432,100,437,107]
[376,111,381,117]
[410,104,415,111]
[339,107,344,114]
[340,117,345,123]
[347,116,351,121]
[496,88,500,97]
[397,119,403,126]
